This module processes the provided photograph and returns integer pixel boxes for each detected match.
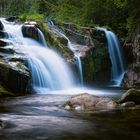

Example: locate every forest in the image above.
[0,0,140,37]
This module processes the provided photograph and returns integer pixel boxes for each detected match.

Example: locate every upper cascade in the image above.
[1,18,75,93]
[96,27,126,86]
[47,20,84,86]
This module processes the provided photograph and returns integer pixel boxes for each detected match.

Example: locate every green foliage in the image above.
[0,0,140,37]
[20,14,45,22]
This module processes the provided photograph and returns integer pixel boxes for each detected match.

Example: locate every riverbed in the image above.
[0,89,140,140]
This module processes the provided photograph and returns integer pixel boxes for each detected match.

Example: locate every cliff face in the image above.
[44,23,111,85]
[122,24,140,87]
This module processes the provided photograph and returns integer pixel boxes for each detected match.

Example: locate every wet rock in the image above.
[122,24,140,87]
[121,101,136,107]
[22,24,39,41]
[122,64,140,87]
[0,31,8,38]
[0,120,5,129]
[6,16,19,22]
[42,23,74,62]
[0,20,4,30]
[0,60,30,94]
[0,46,15,54]
[119,88,140,104]
[64,93,117,111]
[60,23,111,85]
[0,39,13,47]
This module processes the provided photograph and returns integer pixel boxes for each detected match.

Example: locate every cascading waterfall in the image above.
[1,19,74,93]
[96,27,126,86]
[47,21,83,86]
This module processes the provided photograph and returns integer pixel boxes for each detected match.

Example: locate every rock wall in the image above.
[59,23,111,85]
[122,24,140,87]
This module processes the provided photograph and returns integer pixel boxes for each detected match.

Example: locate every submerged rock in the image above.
[64,93,117,111]
[119,88,140,104]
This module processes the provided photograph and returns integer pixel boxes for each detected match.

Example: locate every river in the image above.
[0,90,140,140]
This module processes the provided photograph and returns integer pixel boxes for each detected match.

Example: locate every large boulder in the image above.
[64,93,117,111]
[22,24,39,41]
[119,88,140,104]
[0,60,30,94]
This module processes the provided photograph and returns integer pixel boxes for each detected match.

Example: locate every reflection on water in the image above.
[0,91,140,140]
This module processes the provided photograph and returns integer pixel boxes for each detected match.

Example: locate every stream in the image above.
[0,89,140,140]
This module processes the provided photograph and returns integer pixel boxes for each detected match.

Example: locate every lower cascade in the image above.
[1,19,74,93]
[96,27,126,86]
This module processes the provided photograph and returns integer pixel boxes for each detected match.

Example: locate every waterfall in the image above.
[47,21,83,86]
[96,27,126,86]
[1,19,74,93]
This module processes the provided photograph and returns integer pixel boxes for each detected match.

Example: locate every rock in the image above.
[64,93,117,111]
[121,101,136,107]
[0,60,30,94]
[42,23,74,62]
[0,120,5,129]
[22,24,39,41]
[0,39,13,47]
[60,23,111,85]
[0,31,8,38]
[96,98,117,109]
[6,16,19,22]
[122,24,140,87]
[122,64,140,87]
[74,105,84,111]
[0,21,4,30]
[64,105,71,110]
[0,46,15,54]
[119,88,140,104]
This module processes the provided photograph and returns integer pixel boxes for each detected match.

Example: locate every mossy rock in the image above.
[39,23,74,62]
[119,88,140,104]
[0,86,14,97]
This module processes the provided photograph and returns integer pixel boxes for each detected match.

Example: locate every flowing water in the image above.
[0,92,140,140]
[1,19,74,93]
[47,21,84,86]
[96,27,126,87]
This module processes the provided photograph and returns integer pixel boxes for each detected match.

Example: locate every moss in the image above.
[16,62,23,70]
[0,86,14,97]
[119,88,140,104]
[19,14,45,22]
[39,23,74,62]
